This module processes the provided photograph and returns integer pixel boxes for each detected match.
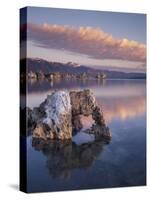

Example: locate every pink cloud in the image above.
[25,23,146,62]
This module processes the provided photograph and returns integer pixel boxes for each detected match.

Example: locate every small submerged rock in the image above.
[27,89,111,142]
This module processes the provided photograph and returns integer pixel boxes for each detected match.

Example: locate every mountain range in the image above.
[21,58,146,79]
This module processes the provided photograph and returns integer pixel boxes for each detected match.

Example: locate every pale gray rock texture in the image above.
[32,91,72,140]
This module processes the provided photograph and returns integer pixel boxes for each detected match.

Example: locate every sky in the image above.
[21,7,146,73]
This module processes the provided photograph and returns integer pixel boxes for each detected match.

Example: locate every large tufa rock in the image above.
[28,89,111,141]
[32,91,72,140]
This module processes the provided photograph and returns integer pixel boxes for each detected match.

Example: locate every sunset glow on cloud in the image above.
[26,23,146,63]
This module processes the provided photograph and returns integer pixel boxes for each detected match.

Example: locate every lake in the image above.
[24,79,146,192]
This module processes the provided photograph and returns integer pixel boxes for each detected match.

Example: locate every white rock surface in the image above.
[33,91,72,140]
[43,91,71,126]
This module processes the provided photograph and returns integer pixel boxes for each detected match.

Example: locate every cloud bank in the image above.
[23,23,146,63]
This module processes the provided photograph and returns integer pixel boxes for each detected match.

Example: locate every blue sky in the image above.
[23,6,146,72]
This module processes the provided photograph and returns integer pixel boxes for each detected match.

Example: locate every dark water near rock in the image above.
[24,79,146,192]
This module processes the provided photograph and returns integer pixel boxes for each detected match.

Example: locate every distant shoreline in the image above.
[20,58,146,80]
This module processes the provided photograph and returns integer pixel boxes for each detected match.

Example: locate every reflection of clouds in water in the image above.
[28,95,146,123]
[26,79,146,121]
[27,93,146,122]
[98,96,146,122]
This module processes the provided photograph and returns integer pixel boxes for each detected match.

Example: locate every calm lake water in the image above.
[24,79,146,192]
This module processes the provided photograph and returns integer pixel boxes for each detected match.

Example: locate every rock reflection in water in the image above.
[32,138,108,179]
